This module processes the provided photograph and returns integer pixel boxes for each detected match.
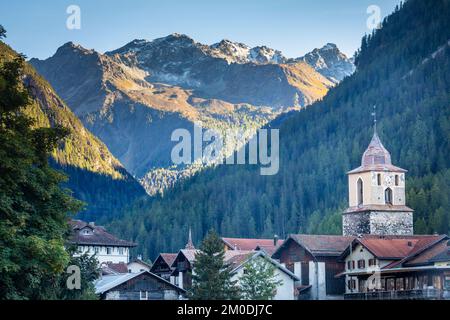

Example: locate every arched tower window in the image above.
[357,178,364,206]
[385,188,393,205]
[395,175,399,186]
[377,174,382,186]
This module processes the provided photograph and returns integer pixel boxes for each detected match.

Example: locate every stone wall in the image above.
[342,212,371,236]
[342,211,413,236]
[369,211,413,235]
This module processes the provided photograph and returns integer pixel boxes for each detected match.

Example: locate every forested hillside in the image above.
[109,0,450,260]
[0,41,147,222]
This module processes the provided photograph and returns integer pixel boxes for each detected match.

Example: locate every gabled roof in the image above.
[222,237,283,251]
[340,235,446,262]
[170,249,200,268]
[337,235,450,277]
[272,234,354,259]
[229,251,300,281]
[401,236,450,267]
[68,220,136,247]
[95,271,186,295]
[160,253,177,267]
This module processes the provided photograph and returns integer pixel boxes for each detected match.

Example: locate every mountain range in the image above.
[30,36,354,195]
[106,0,450,259]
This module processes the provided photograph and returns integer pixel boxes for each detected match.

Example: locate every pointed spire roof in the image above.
[348,131,406,174]
[361,131,392,166]
[185,228,195,250]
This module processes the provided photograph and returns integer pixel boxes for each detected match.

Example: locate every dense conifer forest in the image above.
[108,0,450,260]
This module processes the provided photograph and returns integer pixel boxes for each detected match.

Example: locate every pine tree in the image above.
[190,230,240,300]
[240,256,282,300]
[0,28,82,299]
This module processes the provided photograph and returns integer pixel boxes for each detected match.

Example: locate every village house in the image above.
[168,234,299,299]
[127,257,153,274]
[271,234,354,299]
[68,220,135,266]
[94,271,185,300]
[339,234,450,299]
[228,250,300,300]
[151,253,178,282]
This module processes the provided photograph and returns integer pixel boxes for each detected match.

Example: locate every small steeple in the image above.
[371,105,377,135]
[185,227,195,250]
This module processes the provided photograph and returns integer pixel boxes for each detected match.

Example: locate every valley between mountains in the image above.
[29,35,354,198]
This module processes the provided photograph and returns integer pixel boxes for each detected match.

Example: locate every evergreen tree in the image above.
[56,247,99,300]
[0,27,82,299]
[190,230,240,300]
[240,256,282,300]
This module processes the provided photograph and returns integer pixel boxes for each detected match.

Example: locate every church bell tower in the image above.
[342,114,414,236]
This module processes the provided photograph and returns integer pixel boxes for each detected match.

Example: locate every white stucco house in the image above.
[68,220,136,266]
[229,251,300,300]
[127,258,152,273]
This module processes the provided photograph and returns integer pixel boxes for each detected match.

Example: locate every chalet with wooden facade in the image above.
[94,271,185,300]
[271,234,354,299]
[150,253,177,281]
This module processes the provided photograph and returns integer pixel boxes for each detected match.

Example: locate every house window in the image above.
[377,174,381,186]
[107,247,112,255]
[357,178,364,206]
[395,175,399,186]
[118,247,124,255]
[385,188,393,205]
[368,258,377,267]
[357,260,366,269]
[140,291,148,300]
[348,279,356,290]
[94,247,99,253]
[347,261,352,270]
[445,276,450,290]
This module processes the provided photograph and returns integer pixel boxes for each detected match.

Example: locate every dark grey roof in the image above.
[68,220,136,247]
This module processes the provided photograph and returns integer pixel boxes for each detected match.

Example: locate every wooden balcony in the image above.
[345,288,449,300]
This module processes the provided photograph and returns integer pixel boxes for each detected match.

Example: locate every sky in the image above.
[1,0,402,60]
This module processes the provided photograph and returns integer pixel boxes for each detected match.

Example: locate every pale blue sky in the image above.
[1,0,401,59]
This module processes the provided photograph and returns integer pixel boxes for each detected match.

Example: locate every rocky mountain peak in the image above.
[298,43,355,83]
[56,41,95,56]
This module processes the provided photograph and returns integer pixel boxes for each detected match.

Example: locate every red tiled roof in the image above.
[160,253,177,267]
[179,249,199,264]
[256,245,280,256]
[225,252,254,269]
[289,234,355,256]
[68,220,136,247]
[402,237,449,266]
[103,262,128,274]
[360,235,443,260]
[222,237,283,251]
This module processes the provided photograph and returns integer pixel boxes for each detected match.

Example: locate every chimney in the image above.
[88,222,95,227]
[274,235,279,247]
